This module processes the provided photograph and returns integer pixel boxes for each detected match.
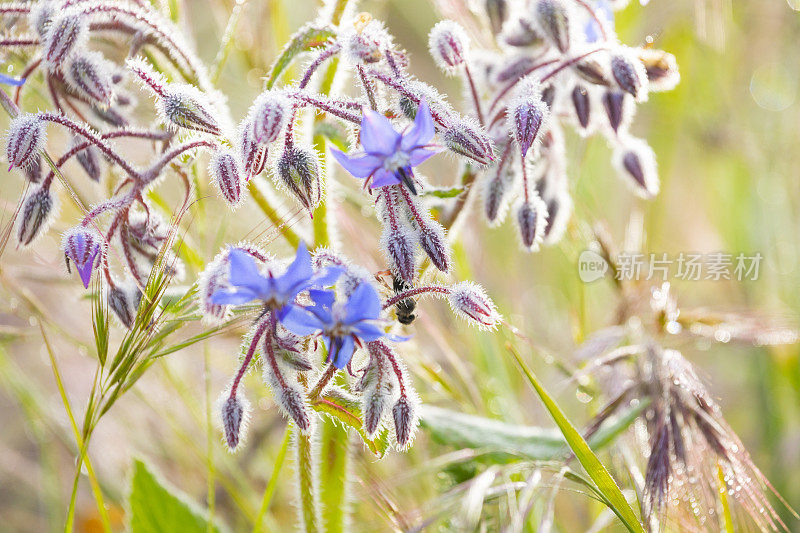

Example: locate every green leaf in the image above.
[313,121,350,152]
[265,25,336,89]
[129,459,226,533]
[508,345,645,533]
[422,186,467,199]
[311,388,390,458]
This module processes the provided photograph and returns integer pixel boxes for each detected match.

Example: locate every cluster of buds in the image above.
[198,243,500,451]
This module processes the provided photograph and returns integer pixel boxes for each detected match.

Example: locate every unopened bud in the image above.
[209,149,243,207]
[72,137,102,181]
[534,0,572,53]
[344,17,388,64]
[510,81,549,158]
[418,219,450,273]
[107,283,142,328]
[24,154,43,184]
[220,392,250,452]
[443,119,494,165]
[447,281,500,329]
[29,1,56,39]
[601,90,632,133]
[516,197,547,251]
[43,13,87,68]
[571,85,591,130]
[237,122,264,178]
[614,137,659,198]
[250,91,290,143]
[574,55,611,86]
[485,0,509,35]
[638,48,680,92]
[483,163,515,225]
[393,396,417,448]
[197,248,234,324]
[162,85,221,135]
[278,386,311,433]
[63,226,103,288]
[428,21,469,73]
[276,146,321,212]
[611,48,648,101]
[17,187,55,246]
[6,113,46,171]
[381,226,418,283]
[65,51,114,106]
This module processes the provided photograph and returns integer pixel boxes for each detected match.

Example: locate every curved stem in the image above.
[229,318,271,399]
[463,64,484,125]
[382,285,450,309]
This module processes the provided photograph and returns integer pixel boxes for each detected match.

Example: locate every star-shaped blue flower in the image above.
[584,0,614,43]
[211,242,339,316]
[331,99,439,194]
[281,283,387,369]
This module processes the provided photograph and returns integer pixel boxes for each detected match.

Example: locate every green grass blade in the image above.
[252,427,292,533]
[507,344,644,533]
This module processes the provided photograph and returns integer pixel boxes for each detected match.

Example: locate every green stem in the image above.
[252,427,292,533]
[319,419,349,533]
[294,428,320,533]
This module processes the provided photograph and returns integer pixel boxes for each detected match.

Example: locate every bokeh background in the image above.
[1,0,799,531]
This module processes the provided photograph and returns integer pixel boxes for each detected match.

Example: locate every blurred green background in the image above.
[1,0,799,531]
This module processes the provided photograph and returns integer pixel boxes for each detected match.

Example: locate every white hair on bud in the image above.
[447,281,501,330]
[428,20,470,74]
[613,135,659,198]
[216,388,251,453]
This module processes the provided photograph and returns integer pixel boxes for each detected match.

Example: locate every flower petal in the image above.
[330,335,356,368]
[227,249,270,296]
[281,305,324,336]
[331,149,381,179]
[353,321,385,342]
[402,98,436,150]
[274,241,314,298]
[408,147,438,167]
[345,282,382,323]
[360,110,401,155]
[370,168,401,188]
[210,286,260,306]
[312,265,343,288]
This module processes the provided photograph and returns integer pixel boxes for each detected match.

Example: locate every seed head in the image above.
[6,113,46,171]
[209,148,243,207]
[43,12,87,69]
[63,226,103,288]
[533,0,572,53]
[17,186,55,246]
[65,51,115,106]
[276,145,321,212]
[428,21,470,73]
[447,281,500,329]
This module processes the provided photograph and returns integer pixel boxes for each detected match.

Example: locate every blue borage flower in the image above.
[331,99,440,194]
[584,0,614,43]
[0,73,26,87]
[282,283,399,369]
[211,242,340,316]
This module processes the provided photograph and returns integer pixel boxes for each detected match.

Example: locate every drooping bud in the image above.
[638,48,680,92]
[43,12,87,69]
[509,80,549,158]
[601,90,633,133]
[343,16,389,64]
[483,168,513,225]
[72,137,103,181]
[447,281,501,329]
[161,85,222,135]
[63,226,103,288]
[428,21,469,74]
[6,113,46,171]
[418,219,450,273]
[250,91,290,143]
[611,48,648,101]
[277,386,312,433]
[443,119,494,165]
[65,51,114,106]
[516,196,547,251]
[219,392,250,452]
[381,226,418,284]
[533,0,572,53]
[614,137,659,198]
[541,84,556,109]
[197,248,236,324]
[361,348,395,438]
[393,395,418,448]
[485,0,509,35]
[574,54,611,86]
[29,1,56,39]
[17,187,55,246]
[209,148,243,207]
[107,282,142,328]
[571,85,591,130]
[24,154,43,184]
[276,145,321,212]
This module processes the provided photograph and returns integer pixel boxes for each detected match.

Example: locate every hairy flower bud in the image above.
[344,16,389,64]
[638,48,680,92]
[534,0,572,53]
[443,119,494,165]
[483,167,514,225]
[602,90,633,133]
[428,21,469,73]
[43,13,87,68]
[278,386,312,433]
[448,281,500,329]
[6,113,46,171]
[516,196,547,251]
[250,91,290,143]
[209,149,243,207]
[485,0,509,35]
[219,392,250,452]
[361,352,395,438]
[574,55,611,86]
[276,146,321,212]
[72,137,103,182]
[65,51,114,106]
[418,219,450,273]
[611,48,648,101]
[162,85,221,135]
[17,187,55,246]
[29,1,56,39]
[614,137,659,198]
[107,282,142,328]
[393,395,417,448]
[63,226,103,288]
[510,82,549,158]
[571,85,591,130]
[24,154,43,184]
[381,226,418,283]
